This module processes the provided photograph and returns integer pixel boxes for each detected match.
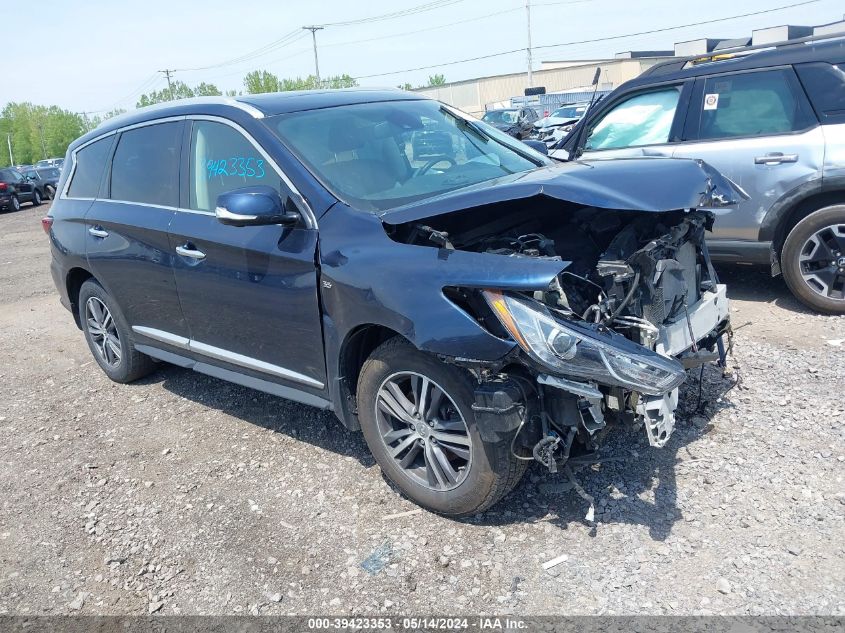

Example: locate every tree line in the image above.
[1,70,447,167]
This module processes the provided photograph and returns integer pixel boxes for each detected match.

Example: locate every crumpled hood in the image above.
[380,157,745,225]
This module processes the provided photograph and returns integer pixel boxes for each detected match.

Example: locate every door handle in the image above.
[175,244,206,260]
[754,153,798,165]
[88,226,109,238]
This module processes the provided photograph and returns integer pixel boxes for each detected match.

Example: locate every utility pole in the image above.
[159,69,175,101]
[6,133,13,167]
[525,0,533,87]
[302,26,324,86]
[36,121,47,159]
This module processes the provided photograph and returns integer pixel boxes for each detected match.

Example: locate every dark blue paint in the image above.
[48,92,739,431]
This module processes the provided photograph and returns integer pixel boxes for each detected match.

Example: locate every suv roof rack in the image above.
[644,29,845,77]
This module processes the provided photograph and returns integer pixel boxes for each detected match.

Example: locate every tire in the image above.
[32,189,42,206]
[357,337,526,517]
[45,185,55,199]
[781,204,845,314]
[10,196,20,212]
[78,279,156,383]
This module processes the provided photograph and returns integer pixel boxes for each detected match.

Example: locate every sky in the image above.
[5,0,843,115]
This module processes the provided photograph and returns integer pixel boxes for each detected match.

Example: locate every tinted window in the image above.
[795,62,845,122]
[23,170,38,180]
[586,87,681,150]
[7,170,23,182]
[189,120,281,212]
[37,168,60,179]
[696,69,815,140]
[67,137,112,198]
[110,122,181,207]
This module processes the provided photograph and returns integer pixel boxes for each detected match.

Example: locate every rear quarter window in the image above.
[67,137,113,198]
[795,62,845,123]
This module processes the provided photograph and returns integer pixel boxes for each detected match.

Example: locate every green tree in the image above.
[136,81,222,107]
[243,70,281,94]
[426,74,446,87]
[397,82,414,90]
[0,102,84,166]
[244,71,358,94]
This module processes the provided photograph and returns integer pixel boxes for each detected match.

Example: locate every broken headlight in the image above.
[482,290,685,396]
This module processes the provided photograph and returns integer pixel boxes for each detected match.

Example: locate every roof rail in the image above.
[645,29,845,76]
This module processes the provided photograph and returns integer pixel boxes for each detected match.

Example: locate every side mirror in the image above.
[215,186,299,227]
[521,139,548,155]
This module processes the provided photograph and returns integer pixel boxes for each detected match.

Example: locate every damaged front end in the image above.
[383,159,736,475]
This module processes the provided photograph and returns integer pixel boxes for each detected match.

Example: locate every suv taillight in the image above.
[41,216,53,235]
[0,182,7,191]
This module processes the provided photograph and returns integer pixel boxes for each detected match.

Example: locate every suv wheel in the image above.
[357,337,526,517]
[78,279,156,383]
[782,205,845,314]
[45,185,55,199]
[32,189,42,206]
[10,196,20,212]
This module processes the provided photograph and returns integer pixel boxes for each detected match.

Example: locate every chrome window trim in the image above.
[186,115,317,229]
[61,116,187,201]
[131,326,325,390]
[106,199,178,211]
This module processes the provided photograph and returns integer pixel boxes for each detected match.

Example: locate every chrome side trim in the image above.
[105,199,178,211]
[132,326,190,350]
[190,340,324,389]
[135,345,332,410]
[131,325,324,389]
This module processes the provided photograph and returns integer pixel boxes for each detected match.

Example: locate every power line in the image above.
[173,29,306,72]
[319,0,467,27]
[352,0,822,79]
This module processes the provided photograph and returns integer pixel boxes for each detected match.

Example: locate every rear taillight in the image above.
[41,216,53,235]
[0,182,7,191]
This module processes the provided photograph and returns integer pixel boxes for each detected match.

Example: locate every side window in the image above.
[8,170,23,183]
[696,69,815,140]
[795,62,845,123]
[585,87,682,151]
[189,120,280,212]
[67,137,112,198]
[110,122,181,207]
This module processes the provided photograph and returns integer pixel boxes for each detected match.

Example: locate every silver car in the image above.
[556,37,845,314]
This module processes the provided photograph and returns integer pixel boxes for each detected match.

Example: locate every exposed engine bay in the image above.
[386,197,732,499]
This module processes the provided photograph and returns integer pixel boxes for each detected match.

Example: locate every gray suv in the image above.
[557,37,845,314]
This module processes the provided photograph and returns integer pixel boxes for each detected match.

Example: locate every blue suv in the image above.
[45,90,738,516]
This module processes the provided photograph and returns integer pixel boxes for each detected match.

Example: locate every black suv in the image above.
[45,91,737,516]
[556,37,845,313]
[0,167,43,211]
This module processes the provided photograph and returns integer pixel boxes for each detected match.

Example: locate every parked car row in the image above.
[0,167,47,211]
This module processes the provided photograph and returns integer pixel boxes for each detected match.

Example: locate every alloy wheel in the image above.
[85,297,122,366]
[798,223,845,301]
[11,196,20,211]
[34,190,42,205]
[375,371,472,492]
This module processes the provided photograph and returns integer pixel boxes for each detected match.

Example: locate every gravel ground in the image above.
[0,202,843,616]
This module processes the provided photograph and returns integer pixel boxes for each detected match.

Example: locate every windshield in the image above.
[481,110,518,124]
[551,105,588,120]
[269,100,547,212]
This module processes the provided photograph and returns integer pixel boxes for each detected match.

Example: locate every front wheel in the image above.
[782,205,845,314]
[32,189,42,206]
[10,196,20,212]
[45,185,55,199]
[357,337,526,517]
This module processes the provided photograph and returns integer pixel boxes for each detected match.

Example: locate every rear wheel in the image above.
[78,279,155,383]
[45,185,55,199]
[32,189,42,206]
[782,205,845,314]
[10,196,20,212]
[357,337,526,517]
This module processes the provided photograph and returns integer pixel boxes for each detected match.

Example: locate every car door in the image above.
[575,82,692,160]
[85,119,190,340]
[167,117,326,394]
[672,67,824,243]
[8,168,34,201]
